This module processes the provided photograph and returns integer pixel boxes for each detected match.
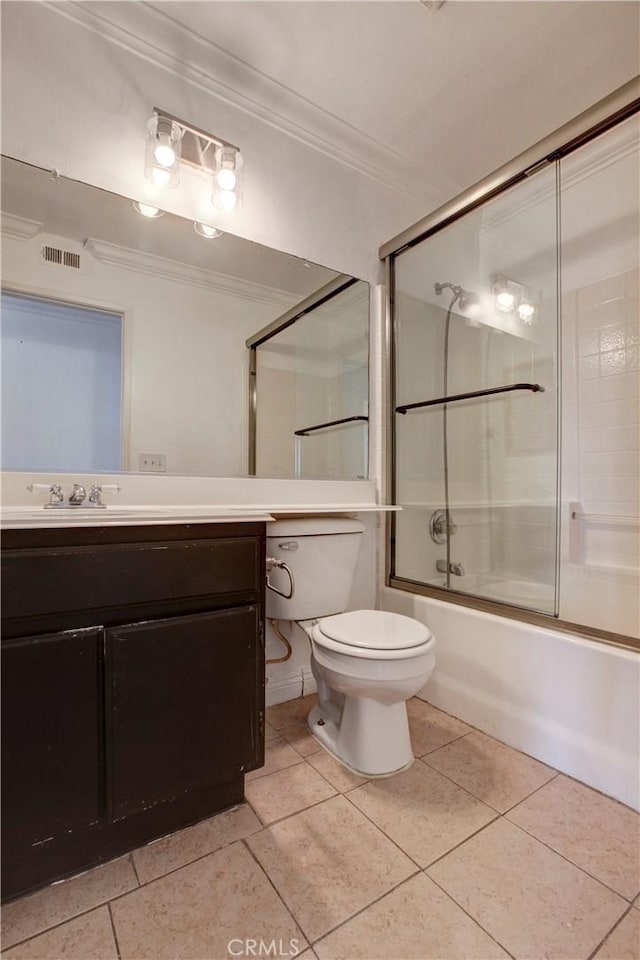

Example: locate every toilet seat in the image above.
[312,609,434,660]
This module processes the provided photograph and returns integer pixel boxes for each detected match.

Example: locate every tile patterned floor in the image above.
[2,695,639,960]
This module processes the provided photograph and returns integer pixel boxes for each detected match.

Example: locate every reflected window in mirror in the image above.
[1,291,123,472]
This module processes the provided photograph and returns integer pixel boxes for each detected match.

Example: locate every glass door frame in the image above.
[381,77,640,653]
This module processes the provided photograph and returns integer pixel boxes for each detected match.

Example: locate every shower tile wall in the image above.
[560,267,639,636]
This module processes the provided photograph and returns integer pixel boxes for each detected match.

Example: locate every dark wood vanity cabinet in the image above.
[1,522,266,901]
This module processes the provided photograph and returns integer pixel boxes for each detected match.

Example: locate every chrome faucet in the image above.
[88,484,108,508]
[68,483,86,505]
[48,483,64,506]
[436,558,465,577]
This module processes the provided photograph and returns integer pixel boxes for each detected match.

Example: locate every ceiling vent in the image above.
[42,245,81,269]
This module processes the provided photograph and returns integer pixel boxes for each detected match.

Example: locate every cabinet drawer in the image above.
[2,537,261,621]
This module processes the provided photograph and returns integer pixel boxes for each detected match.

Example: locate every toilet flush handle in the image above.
[266,557,295,600]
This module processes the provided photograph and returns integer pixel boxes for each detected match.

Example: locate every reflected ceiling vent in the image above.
[42,245,81,269]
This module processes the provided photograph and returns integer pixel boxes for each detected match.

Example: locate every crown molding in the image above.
[84,238,299,308]
[1,212,44,242]
[45,1,427,199]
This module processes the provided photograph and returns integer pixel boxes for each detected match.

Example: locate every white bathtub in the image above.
[382,585,640,810]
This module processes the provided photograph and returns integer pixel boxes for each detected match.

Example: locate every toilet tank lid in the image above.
[318,610,432,650]
[267,517,365,537]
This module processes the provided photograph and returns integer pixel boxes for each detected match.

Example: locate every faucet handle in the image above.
[89,483,120,501]
[69,483,86,504]
[88,484,102,504]
[27,482,64,505]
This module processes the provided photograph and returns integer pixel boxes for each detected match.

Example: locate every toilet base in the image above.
[307,700,414,778]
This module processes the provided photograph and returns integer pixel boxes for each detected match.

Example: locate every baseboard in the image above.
[266,667,317,707]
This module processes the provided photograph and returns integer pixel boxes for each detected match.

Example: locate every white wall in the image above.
[2,230,290,477]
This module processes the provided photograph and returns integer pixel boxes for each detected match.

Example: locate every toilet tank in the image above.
[266,517,365,621]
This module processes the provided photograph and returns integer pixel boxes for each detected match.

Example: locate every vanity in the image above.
[1,516,267,901]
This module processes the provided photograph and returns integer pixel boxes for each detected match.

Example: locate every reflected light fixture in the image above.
[144,108,242,212]
[194,222,223,239]
[133,201,165,219]
[492,275,536,323]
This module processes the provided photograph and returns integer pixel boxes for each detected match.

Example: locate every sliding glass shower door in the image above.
[392,162,559,614]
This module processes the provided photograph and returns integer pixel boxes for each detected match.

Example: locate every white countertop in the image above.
[1,503,400,530]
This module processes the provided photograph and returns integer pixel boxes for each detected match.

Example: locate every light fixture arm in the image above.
[152,107,240,170]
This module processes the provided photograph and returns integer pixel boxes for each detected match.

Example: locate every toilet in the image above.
[266,518,436,777]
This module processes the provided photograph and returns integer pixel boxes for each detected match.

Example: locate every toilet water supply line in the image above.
[265,557,296,665]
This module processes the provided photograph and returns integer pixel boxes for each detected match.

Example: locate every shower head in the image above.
[434,281,480,318]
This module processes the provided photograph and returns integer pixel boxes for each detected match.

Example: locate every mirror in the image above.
[253,278,370,479]
[1,156,369,479]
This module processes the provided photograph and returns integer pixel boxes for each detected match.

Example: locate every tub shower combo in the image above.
[385,93,639,647]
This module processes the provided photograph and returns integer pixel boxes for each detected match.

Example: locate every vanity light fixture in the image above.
[144,108,243,212]
[132,201,165,219]
[492,274,536,323]
[194,222,223,239]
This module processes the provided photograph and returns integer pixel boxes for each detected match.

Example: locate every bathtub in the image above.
[382,585,640,810]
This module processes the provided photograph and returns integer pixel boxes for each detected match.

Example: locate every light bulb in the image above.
[154,136,176,168]
[194,222,223,239]
[216,167,237,191]
[133,201,164,218]
[218,189,237,211]
[496,291,515,312]
[518,302,536,323]
[150,166,171,187]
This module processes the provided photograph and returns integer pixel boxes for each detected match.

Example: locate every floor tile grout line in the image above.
[304,867,425,950]
[418,812,502,872]
[246,789,340,830]
[1,898,128,954]
[425,870,518,960]
[107,901,123,960]
[501,815,638,904]
[587,902,637,960]
[129,853,142,888]
[339,791,426,872]
[100,831,263,907]
[500,770,561,815]
[240,837,313,949]
[414,754,508,815]
[419,750,559,815]
[416,729,475,757]
[300,750,370,794]
[246,755,305,784]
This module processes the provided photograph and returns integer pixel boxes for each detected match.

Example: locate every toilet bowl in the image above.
[266,518,436,777]
[302,610,436,776]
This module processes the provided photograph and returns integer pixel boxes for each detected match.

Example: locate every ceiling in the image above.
[137,0,639,211]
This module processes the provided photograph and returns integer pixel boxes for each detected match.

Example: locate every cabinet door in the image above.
[107,607,261,820]
[1,628,102,855]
